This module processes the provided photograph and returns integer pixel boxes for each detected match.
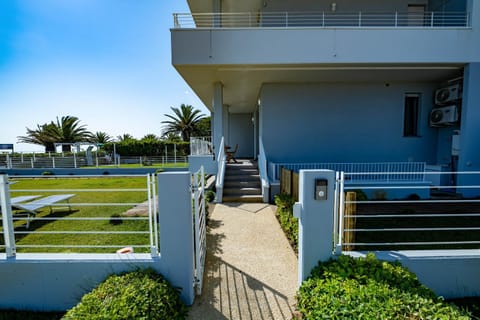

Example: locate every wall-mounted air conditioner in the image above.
[429,105,459,127]
[435,84,461,105]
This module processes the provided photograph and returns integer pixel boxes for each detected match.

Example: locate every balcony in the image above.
[173,11,470,29]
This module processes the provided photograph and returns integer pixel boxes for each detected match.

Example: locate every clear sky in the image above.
[0,0,207,152]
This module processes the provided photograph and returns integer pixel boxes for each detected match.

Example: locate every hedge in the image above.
[297,253,470,319]
[63,269,187,320]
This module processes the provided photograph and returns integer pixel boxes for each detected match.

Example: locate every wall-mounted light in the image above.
[331,2,337,12]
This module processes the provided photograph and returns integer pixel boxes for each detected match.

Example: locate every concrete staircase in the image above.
[223,160,263,203]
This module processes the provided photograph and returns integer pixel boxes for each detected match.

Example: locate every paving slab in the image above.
[188,203,298,320]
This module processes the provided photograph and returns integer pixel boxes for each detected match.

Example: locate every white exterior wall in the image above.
[172,27,478,66]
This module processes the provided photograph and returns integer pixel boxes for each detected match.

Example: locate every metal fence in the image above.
[190,137,213,156]
[0,154,187,169]
[273,161,426,182]
[335,171,480,252]
[0,174,158,255]
[173,11,470,29]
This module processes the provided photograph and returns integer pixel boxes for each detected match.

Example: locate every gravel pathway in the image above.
[187,203,298,320]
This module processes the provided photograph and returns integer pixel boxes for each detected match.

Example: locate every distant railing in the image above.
[173,11,470,29]
[190,137,213,156]
[272,162,426,182]
[0,154,187,169]
[337,171,480,252]
[0,174,158,256]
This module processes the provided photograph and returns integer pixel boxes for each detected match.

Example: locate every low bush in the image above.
[205,190,215,203]
[63,269,188,320]
[297,253,470,319]
[274,193,298,251]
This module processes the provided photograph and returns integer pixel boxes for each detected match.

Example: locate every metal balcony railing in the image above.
[173,11,470,29]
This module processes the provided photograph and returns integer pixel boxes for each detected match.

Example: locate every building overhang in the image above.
[174,63,465,113]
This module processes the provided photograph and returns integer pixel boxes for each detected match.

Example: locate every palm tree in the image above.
[161,104,205,142]
[49,116,92,152]
[89,131,113,144]
[18,116,92,152]
[140,134,160,143]
[116,134,136,142]
[17,123,57,152]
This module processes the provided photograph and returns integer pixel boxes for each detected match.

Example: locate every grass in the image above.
[2,176,152,253]
[91,162,188,169]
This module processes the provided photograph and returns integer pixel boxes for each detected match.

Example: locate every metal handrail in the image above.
[214,137,226,202]
[258,139,270,203]
[173,11,470,29]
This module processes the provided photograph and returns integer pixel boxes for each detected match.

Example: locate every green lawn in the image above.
[2,176,153,253]
[91,162,188,169]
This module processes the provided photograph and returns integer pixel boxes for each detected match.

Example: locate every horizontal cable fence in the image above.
[336,171,480,252]
[0,154,187,169]
[0,174,158,255]
[275,161,426,184]
[174,11,470,29]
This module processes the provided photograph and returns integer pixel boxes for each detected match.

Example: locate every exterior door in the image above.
[408,5,426,26]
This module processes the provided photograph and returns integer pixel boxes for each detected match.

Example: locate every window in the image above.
[403,94,420,137]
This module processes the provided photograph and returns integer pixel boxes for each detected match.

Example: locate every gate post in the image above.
[0,175,16,258]
[294,170,336,286]
[157,172,195,305]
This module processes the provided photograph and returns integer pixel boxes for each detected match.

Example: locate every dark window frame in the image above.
[403,94,421,137]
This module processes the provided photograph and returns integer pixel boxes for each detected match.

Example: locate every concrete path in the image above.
[187,203,298,320]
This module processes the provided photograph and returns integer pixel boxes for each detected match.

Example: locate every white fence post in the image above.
[157,172,195,305]
[296,170,336,286]
[0,175,16,258]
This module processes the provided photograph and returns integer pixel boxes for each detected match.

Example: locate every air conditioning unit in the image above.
[435,84,461,105]
[429,105,459,127]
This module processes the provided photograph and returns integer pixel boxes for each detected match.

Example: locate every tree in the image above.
[140,134,160,143]
[161,104,205,142]
[194,116,211,137]
[89,131,113,144]
[17,123,57,152]
[116,134,136,142]
[18,116,91,152]
[49,116,92,152]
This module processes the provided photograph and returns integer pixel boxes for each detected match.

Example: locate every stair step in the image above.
[223,187,262,196]
[224,180,261,188]
[226,169,259,175]
[222,195,264,203]
[225,175,260,181]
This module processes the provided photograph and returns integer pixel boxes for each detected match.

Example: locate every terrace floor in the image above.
[187,203,298,320]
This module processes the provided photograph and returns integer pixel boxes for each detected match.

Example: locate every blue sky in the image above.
[0,0,207,152]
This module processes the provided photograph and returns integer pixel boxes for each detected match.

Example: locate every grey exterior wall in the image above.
[263,0,432,13]
[228,113,254,158]
[259,82,442,164]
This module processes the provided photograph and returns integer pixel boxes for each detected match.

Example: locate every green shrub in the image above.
[63,269,187,320]
[297,253,470,319]
[274,194,298,250]
[205,190,215,203]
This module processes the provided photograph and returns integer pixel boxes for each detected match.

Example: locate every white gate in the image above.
[192,166,206,295]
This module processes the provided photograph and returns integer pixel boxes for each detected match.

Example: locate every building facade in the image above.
[172,0,480,199]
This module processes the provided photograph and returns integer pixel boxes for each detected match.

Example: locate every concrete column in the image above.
[157,172,195,305]
[295,170,336,285]
[212,0,222,27]
[213,82,224,155]
[457,63,480,197]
